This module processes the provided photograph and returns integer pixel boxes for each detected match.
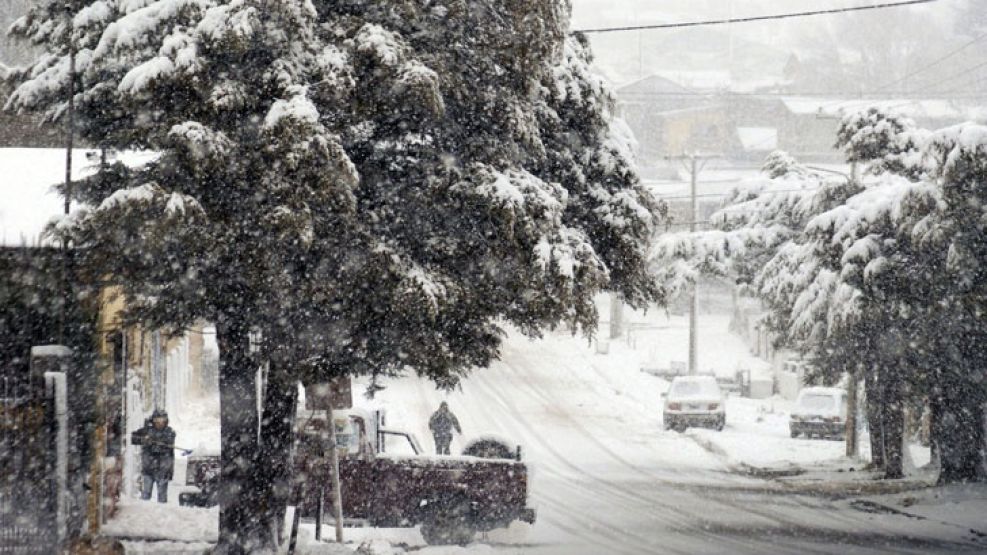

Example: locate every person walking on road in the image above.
[429,401,461,455]
[131,408,176,503]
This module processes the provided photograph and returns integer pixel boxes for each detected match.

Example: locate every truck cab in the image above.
[182,407,535,545]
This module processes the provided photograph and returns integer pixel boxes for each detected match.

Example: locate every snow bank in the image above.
[103,498,218,542]
[684,396,848,468]
[857,483,987,534]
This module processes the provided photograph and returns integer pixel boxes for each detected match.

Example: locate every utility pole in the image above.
[665,153,717,375]
[688,155,698,375]
[845,161,861,459]
[609,292,623,340]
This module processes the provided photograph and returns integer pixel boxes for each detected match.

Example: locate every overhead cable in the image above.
[573,0,938,34]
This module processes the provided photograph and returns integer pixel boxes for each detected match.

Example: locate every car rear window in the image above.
[671,379,719,397]
[799,394,835,411]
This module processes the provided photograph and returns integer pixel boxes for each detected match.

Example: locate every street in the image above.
[355,323,984,555]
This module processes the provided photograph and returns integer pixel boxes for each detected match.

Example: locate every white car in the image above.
[662,375,726,432]
[790,387,847,440]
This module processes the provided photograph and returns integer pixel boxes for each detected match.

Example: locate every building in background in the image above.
[1,147,211,538]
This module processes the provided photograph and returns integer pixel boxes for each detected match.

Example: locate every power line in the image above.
[656,187,821,202]
[573,0,938,34]
[618,90,986,100]
[909,59,987,95]
[872,33,987,93]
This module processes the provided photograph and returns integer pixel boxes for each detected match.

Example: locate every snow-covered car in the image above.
[790,387,847,440]
[662,375,726,432]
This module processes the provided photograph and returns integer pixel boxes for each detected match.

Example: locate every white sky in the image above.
[569,0,964,86]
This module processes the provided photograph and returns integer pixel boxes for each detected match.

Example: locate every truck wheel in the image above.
[421,497,475,546]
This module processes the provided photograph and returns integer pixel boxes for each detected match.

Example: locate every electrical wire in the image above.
[654,188,818,202]
[619,90,985,100]
[872,33,987,93]
[906,59,987,95]
[572,0,938,34]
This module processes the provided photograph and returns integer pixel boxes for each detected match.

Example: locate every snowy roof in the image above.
[798,386,845,397]
[780,97,986,122]
[618,74,696,96]
[0,148,156,247]
[737,127,778,151]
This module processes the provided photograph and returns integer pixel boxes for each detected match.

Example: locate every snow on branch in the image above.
[806,177,938,248]
[118,56,175,94]
[195,1,257,45]
[459,165,567,225]
[164,191,203,216]
[925,123,987,179]
[534,227,607,283]
[168,121,234,161]
[73,1,113,29]
[355,24,404,67]
[95,0,210,60]
[264,86,320,130]
[98,182,162,210]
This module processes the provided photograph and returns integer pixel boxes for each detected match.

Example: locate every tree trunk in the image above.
[865,371,885,470]
[937,376,986,484]
[881,372,904,480]
[929,395,941,470]
[254,373,298,549]
[846,371,859,458]
[215,321,265,554]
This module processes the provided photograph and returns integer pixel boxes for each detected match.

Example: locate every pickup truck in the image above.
[182,408,536,545]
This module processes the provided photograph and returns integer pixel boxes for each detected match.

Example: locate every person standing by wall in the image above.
[428,402,461,455]
[131,409,176,503]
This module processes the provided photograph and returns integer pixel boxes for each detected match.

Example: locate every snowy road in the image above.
[359,325,983,555]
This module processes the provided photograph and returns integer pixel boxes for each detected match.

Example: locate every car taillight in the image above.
[668,402,681,411]
[708,403,719,411]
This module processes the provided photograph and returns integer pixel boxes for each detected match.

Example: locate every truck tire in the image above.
[421,496,475,546]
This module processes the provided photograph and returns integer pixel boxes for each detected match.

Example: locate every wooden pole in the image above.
[688,154,698,376]
[325,404,344,543]
[287,504,301,555]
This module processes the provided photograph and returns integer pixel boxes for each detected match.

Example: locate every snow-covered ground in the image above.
[106,301,976,554]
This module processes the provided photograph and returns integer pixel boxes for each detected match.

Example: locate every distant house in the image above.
[618,75,737,163]
[1,147,208,529]
[619,76,987,165]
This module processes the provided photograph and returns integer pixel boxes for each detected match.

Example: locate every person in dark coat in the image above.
[131,408,176,503]
[428,401,461,455]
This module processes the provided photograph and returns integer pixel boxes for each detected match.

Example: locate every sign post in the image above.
[305,377,350,543]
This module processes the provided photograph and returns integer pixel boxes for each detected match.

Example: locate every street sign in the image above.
[305,378,352,410]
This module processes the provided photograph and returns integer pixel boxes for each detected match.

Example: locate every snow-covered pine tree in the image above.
[10,0,664,550]
[293,1,663,394]
[755,109,934,477]
[11,1,359,551]
[914,125,987,483]
[781,111,987,482]
[835,106,927,180]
